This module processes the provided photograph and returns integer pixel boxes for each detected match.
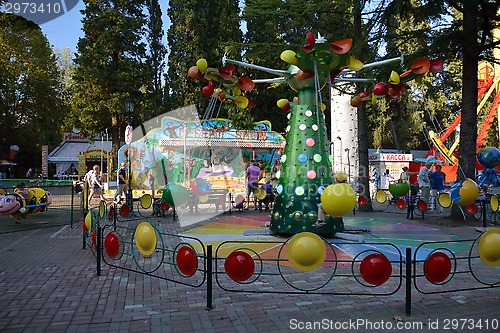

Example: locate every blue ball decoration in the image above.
[477,147,500,168]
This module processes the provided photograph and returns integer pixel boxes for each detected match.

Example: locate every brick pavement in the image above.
[0,208,499,332]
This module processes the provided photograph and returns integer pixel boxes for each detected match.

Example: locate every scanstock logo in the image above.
[1,1,80,25]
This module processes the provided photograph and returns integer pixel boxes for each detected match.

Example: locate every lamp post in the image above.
[124,97,134,208]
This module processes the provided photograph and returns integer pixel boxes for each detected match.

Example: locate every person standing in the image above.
[370,167,380,198]
[417,162,432,207]
[246,161,262,210]
[429,165,446,213]
[113,162,128,203]
[88,165,105,206]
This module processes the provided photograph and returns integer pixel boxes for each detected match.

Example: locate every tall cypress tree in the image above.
[71,0,152,172]
[166,0,242,116]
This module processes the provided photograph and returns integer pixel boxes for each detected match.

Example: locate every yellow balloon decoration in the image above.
[85,211,92,232]
[255,188,267,201]
[348,56,364,71]
[388,71,400,85]
[98,200,105,218]
[280,50,299,65]
[457,179,479,206]
[375,190,387,204]
[437,192,452,208]
[140,194,153,209]
[287,232,326,272]
[478,229,500,266]
[135,222,157,256]
[199,194,209,203]
[232,86,241,97]
[320,183,356,217]
[234,96,249,108]
[196,58,208,74]
[277,98,289,108]
[490,195,499,213]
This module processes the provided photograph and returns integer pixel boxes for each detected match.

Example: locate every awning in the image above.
[48,140,112,163]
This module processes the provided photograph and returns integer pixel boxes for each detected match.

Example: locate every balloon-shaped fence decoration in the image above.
[423,250,455,284]
[478,229,500,266]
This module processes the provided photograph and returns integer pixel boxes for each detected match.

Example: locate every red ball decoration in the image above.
[104,233,120,258]
[176,246,198,277]
[92,230,97,247]
[161,202,170,211]
[396,198,407,210]
[424,252,452,283]
[372,82,388,97]
[120,204,131,217]
[358,195,367,206]
[360,253,392,286]
[224,251,255,282]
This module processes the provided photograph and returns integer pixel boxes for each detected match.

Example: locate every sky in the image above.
[40,1,170,52]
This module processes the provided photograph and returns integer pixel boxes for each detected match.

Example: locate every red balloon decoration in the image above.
[417,199,428,212]
[396,198,407,210]
[224,251,255,282]
[424,252,452,283]
[176,245,198,277]
[360,253,392,286]
[358,195,367,206]
[120,204,131,217]
[160,202,170,211]
[104,233,120,258]
[465,203,478,215]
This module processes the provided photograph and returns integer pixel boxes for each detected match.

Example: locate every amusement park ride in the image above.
[428,61,500,167]
[188,32,442,235]
[0,186,52,219]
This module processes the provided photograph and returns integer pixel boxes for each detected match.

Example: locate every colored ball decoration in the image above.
[162,182,190,207]
[477,146,500,168]
[140,194,153,209]
[190,178,212,196]
[396,198,407,210]
[104,233,120,258]
[92,230,97,247]
[135,222,157,256]
[358,195,368,206]
[450,178,479,206]
[224,251,255,282]
[359,253,392,286]
[307,170,316,179]
[388,182,410,197]
[287,232,326,272]
[176,245,198,277]
[478,229,500,266]
[305,138,315,147]
[424,252,452,283]
[320,183,356,217]
[120,204,131,217]
[84,212,92,233]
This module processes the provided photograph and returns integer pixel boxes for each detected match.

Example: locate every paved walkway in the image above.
[0,208,499,332]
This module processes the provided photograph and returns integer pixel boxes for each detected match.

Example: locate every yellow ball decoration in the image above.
[287,232,326,272]
[135,222,157,256]
[458,179,479,206]
[320,183,356,217]
[280,50,299,65]
[478,229,500,266]
[196,58,208,73]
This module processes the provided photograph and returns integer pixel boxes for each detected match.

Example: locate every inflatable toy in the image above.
[0,187,52,219]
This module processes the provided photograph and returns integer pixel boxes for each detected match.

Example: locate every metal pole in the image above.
[206,244,213,310]
[405,247,412,316]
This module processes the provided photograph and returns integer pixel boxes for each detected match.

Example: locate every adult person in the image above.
[370,167,380,198]
[429,165,446,213]
[417,162,432,207]
[246,161,262,210]
[113,162,128,203]
[88,165,105,206]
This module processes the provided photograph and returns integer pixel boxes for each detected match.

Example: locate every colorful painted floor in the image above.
[181,215,466,261]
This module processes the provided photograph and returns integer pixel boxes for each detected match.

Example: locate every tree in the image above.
[70,0,154,174]
[165,0,242,119]
[0,13,65,173]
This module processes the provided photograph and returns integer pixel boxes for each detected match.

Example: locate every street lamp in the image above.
[124,97,134,208]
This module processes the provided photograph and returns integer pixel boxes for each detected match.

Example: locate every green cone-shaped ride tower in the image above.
[269,36,355,235]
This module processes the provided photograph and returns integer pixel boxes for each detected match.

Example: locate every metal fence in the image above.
[0,181,78,233]
[82,197,500,316]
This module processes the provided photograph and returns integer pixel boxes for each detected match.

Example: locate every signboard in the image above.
[125,125,133,145]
